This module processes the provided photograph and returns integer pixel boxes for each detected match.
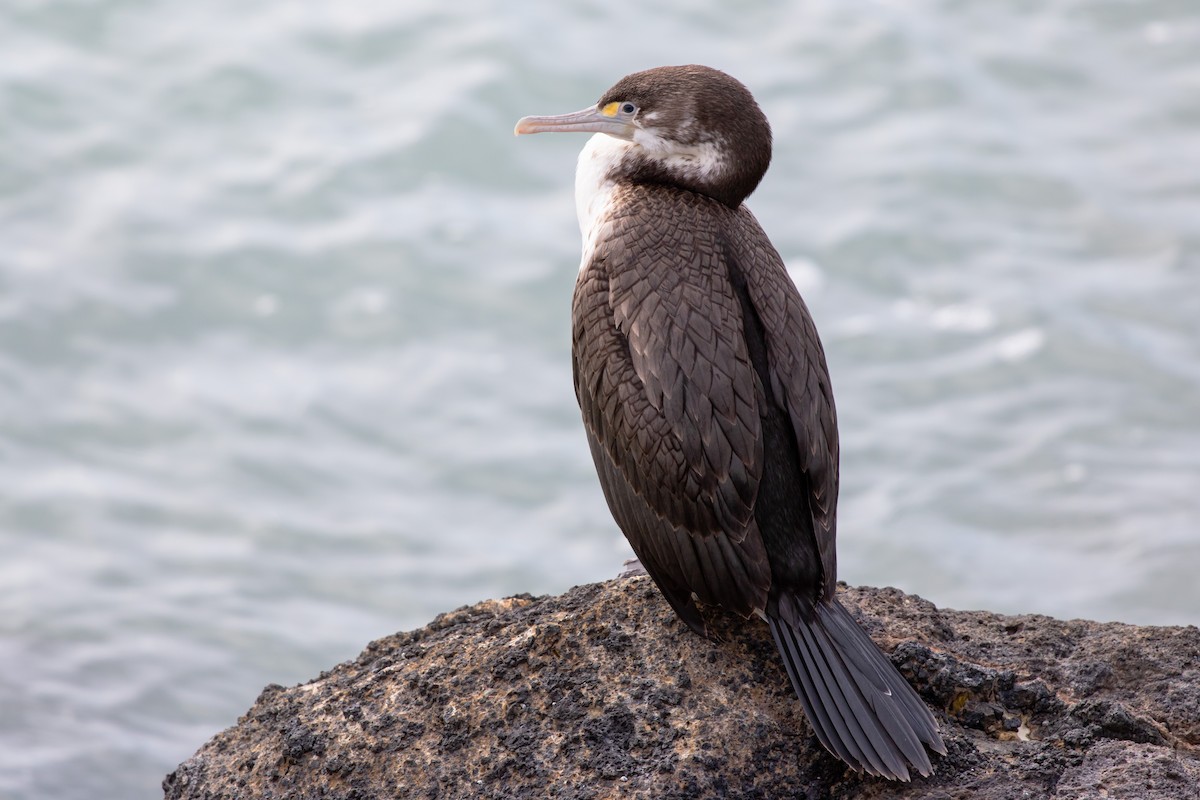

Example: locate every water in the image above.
[1,1,1197,797]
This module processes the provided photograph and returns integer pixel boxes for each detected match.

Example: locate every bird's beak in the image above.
[514,106,635,139]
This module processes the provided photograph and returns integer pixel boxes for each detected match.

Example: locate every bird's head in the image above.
[516,65,772,208]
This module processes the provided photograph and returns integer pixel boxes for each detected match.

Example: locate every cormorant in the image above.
[515,64,945,780]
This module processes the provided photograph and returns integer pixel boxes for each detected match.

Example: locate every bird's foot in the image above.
[618,558,648,579]
[679,615,722,643]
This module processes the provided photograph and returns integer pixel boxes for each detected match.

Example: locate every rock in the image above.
[164,579,1200,800]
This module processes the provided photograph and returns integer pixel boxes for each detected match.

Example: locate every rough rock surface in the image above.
[164,579,1200,799]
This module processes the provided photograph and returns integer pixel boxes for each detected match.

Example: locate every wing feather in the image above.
[728,205,840,597]
[572,186,771,616]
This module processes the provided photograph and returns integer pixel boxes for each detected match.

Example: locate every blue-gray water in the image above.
[2,1,1198,797]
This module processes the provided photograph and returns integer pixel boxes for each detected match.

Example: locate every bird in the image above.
[514,64,946,781]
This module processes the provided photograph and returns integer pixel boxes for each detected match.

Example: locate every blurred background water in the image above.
[1,0,1197,797]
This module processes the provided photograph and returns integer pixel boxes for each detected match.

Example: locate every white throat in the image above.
[574,133,629,262]
[572,130,728,271]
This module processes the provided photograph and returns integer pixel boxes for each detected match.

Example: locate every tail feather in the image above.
[794,615,913,779]
[817,601,945,756]
[812,603,934,775]
[767,598,945,781]
[768,616,861,768]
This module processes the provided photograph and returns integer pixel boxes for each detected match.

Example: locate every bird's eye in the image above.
[621,102,637,115]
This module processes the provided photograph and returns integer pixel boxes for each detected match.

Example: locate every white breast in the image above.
[574,133,629,271]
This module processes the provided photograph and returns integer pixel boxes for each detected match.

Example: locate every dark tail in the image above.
[766,598,946,781]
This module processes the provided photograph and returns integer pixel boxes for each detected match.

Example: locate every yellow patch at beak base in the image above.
[601,102,620,117]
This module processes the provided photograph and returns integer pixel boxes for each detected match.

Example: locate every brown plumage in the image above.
[517,65,945,780]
